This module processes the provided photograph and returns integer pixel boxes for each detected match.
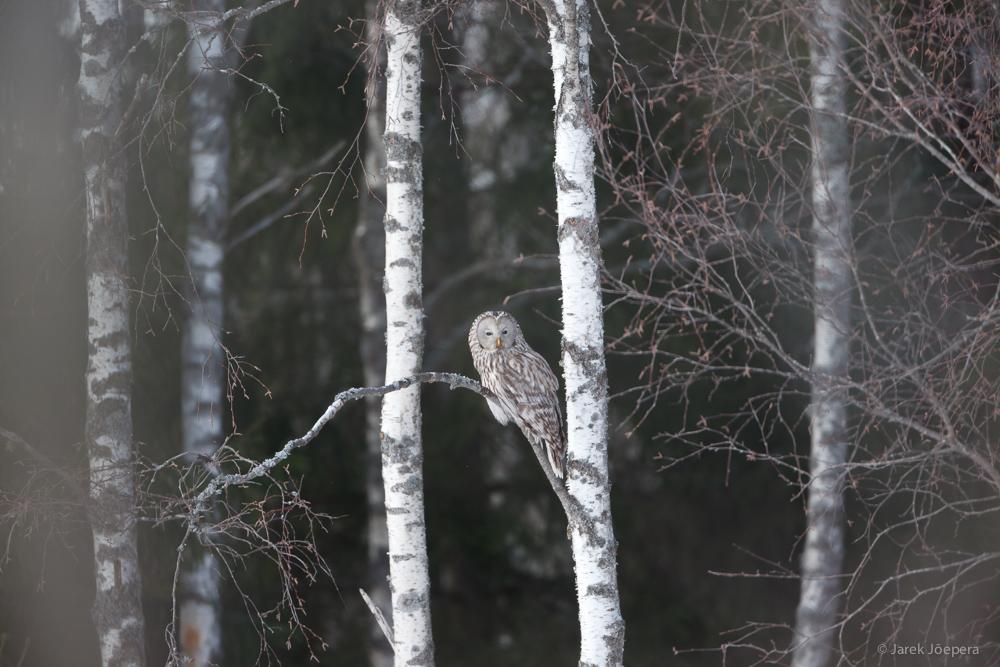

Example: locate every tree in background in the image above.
[353,0,392,664]
[379,0,435,662]
[793,1,852,664]
[458,0,515,259]
[78,0,147,664]
[177,2,231,665]
[542,0,626,663]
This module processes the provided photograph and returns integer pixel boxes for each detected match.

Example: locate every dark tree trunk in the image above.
[354,2,392,663]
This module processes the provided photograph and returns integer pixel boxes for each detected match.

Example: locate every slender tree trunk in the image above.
[544,0,625,664]
[354,2,393,664]
[78,1,147,665]
[793,1,851,665]
[178,3,229,665]
[457,0,513,259]
[379,1,434,664]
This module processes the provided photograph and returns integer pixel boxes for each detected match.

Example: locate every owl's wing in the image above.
[515,353,566,478]
[485,396,513,425]
[520,347,559,394]
[478,363,520,425]
[505,349,564,439]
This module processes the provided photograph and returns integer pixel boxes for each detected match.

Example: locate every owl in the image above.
[468,311,566,480]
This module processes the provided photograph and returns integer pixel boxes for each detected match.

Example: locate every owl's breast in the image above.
[476,351,521,422]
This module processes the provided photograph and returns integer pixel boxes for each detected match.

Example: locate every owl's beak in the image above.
[495,338,503,349]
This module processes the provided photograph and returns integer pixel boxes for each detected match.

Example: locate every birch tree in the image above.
[354,1,392,664]
[379,0,434,663]
[543,0,625,663]
[177,2,230,664]
[78,0,147,664]
[793,1,851,665]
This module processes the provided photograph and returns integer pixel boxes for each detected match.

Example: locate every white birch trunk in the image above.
[354,2,393,663]
[793,1,851,665]
[178,2,229,664]
[545,0,626,664]
[380,1,434,664]
[78,1,147,665]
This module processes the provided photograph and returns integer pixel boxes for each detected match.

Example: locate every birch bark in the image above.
[78,1,147,665]
[354,2,392,664]
[793,1,852,665]
[380,0,434,664]
[178,2,229,664]
[544,0,625,664]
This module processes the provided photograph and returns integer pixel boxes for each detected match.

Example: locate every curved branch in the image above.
[188,372,584,528]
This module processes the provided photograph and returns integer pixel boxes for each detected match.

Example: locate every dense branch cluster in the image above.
[602,0,1000,662]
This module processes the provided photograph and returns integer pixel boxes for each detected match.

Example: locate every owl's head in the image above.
[471,311,524,352]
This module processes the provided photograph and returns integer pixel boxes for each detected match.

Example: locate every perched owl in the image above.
[468,311,566,479]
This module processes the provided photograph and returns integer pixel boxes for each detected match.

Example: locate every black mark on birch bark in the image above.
[557,215,599,249]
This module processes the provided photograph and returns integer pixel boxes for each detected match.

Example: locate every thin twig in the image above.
[0,426,86,499]
[230,141,346,219]
[227,184,315,251]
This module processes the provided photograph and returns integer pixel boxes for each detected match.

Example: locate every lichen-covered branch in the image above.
[190,374,476,511]
[183,371,582,531]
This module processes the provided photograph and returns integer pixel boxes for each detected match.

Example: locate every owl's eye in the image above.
[501,329,508,335]
[486,331,493,336]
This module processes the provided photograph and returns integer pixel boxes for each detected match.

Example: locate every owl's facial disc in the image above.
[476,313,518,351]
[496,315,517,349]
[476,317,499,351]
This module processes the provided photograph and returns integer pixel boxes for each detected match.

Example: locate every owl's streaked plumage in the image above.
[468,311,566,479]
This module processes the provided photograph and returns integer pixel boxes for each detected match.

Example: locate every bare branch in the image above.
[184,371,586,532]
[189,373,483,518]
[229,141,346,219]
[0,427,85,500]
[359,588,395,651]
